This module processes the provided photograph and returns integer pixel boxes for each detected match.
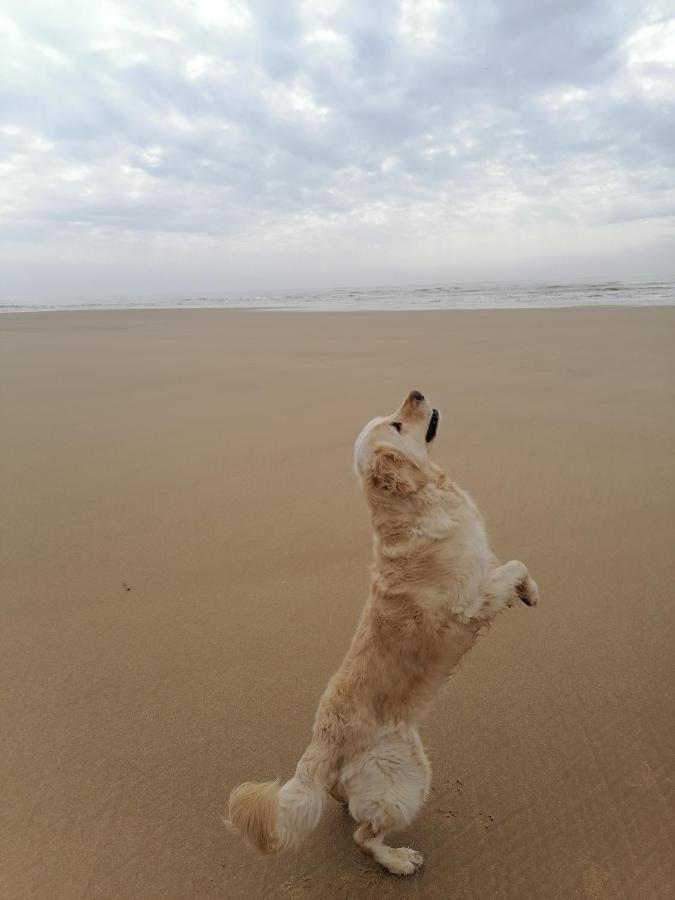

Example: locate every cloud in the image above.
[0,0,673,299]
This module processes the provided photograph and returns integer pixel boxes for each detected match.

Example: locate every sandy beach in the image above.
[2,308,674,899]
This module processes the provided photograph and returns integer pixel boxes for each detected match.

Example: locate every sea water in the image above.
[2,280,674,313]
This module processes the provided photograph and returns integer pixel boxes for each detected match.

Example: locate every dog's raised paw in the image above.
[517,576,539,607]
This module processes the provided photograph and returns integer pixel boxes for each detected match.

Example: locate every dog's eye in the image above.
[391,422,402,433]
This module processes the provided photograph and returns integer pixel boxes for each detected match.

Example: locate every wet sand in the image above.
[2,308,674,899]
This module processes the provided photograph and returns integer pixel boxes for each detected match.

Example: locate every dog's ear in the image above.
[369,447,425,496]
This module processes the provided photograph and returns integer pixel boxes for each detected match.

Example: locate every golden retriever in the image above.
[228,390,539,875]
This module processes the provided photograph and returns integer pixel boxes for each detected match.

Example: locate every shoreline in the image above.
[3,300,675,315]
[3,278,673,316]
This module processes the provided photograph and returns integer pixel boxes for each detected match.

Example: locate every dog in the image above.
[227,390,539,875]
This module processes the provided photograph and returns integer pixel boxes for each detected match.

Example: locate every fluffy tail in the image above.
[227,742,336,854]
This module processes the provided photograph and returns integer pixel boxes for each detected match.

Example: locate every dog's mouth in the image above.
[425,409,439,443]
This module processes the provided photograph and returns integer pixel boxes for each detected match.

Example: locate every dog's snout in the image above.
[409,390,424,403]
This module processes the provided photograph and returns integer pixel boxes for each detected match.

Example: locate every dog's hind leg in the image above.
[345,726,430,875]
[354,821,424,876]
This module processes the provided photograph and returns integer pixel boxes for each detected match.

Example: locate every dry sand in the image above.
[1,308,674,900]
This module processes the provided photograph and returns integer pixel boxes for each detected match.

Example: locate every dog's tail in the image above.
[227,740,338,854]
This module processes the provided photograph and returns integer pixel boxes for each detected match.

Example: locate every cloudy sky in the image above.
[1,0,674,302]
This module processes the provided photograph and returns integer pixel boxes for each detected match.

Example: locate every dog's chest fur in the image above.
[374,471,493,620]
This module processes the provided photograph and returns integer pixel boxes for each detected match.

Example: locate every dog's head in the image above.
[354,390,440,500]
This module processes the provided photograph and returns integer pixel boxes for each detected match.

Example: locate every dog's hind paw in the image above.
[381,847,424,876]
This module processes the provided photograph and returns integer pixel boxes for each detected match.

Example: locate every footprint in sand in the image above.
[436,807,456,820]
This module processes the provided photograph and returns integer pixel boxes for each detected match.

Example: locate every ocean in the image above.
[2,280,674,313]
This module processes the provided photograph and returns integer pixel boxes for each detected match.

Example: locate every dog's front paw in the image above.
[516,575,539,607]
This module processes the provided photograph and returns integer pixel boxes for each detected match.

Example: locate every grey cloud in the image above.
[0,0,673,298]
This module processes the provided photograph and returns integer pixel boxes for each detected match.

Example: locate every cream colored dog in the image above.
[228,390,539,875]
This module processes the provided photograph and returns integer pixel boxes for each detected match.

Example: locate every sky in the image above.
[1,0,674,302]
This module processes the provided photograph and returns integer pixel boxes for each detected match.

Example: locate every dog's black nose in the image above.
[410,390,425,403]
